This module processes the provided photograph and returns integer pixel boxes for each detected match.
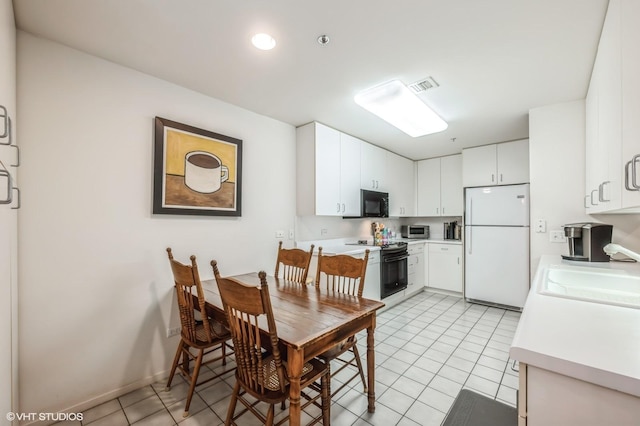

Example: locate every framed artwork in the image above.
[153,117,242,216]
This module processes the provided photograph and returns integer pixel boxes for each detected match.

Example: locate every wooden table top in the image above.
[201,272,385,350]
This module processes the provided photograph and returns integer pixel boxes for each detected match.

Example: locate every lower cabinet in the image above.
[518,363,640,426]
[427,243,463,293]
[362,250,381,301]
[407,243,425,296]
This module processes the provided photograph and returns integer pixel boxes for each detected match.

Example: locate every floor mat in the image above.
[442,389,517,426]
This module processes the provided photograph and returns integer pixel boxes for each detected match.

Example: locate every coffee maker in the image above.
[562,223,613,262]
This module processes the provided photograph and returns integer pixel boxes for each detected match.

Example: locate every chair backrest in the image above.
[315,248,370,297]
[216,271,286,395]
[274,242,315,285]
[166,247,212,344]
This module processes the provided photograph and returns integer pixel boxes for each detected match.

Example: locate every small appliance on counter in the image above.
[562,222,613,262]
[444,221,461,240]
[401,225,429,239]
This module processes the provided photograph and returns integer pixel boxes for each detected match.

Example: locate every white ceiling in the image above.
[12,0,608,160]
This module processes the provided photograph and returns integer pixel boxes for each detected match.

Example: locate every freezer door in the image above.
[465,225,530,308]
[465,184,530,226]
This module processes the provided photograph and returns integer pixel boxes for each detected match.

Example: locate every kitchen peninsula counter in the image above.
[510,255,640,397]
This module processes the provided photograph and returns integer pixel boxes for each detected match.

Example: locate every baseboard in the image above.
[24,368,171,426]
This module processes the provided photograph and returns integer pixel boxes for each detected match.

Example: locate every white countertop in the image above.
[510,255,640,397]
[296,237,461,255]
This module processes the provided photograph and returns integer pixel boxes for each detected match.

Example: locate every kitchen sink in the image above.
[539,264,640,309]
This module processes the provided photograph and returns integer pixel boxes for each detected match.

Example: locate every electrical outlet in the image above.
[320,228,328,235]
[275,230,285,238]
[166,327,181,338]
[549,230,567,243]
[288,229,294,240]
[535,219,547,233]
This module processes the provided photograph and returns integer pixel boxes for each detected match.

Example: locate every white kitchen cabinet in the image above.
[462,140,529,187]
[584,0,640,213]
[440,155,463,216]
[407,243,425,297]
[518,363,640,426]
[361,142,387,192]
[387,152,415,216]
[417,154,463,217]
[362,250,380,301]
[427,243,462,293]
[296,122,361,216]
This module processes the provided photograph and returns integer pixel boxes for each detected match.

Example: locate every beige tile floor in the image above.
[57,290,521,425]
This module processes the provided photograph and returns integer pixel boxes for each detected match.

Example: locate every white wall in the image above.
[17,32,297,415]
[0,0,18,423]
[529,100,640,274]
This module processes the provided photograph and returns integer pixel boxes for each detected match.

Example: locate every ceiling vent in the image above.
[408,77,440,94]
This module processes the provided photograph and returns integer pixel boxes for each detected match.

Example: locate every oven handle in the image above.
[382,254,409,263]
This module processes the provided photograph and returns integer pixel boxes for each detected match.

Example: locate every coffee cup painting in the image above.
[153,117,242,216]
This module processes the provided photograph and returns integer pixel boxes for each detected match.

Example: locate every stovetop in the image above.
[345,240,408,250]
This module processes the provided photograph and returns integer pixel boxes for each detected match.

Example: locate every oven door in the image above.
[380,253,408,298]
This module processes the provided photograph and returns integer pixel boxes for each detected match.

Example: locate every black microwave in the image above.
[360,190,389,218]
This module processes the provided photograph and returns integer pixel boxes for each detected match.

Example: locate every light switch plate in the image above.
[549,230,567,243]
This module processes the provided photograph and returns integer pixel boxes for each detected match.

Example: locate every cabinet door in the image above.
[417,158,441,216]
[339,133,361,216]
[585,62,600,213]
[387,152,415,216]
[462,145,497,187]
[497,140,530,185]
[362,251,381,301]
[599,0,622,211]
[428,244,462,292]
[440,154,463,216]
[361,142,387,191]
[621,0,640,209]
[314,124,342,215]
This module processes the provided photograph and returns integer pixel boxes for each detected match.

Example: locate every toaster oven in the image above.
[401,225,429,239]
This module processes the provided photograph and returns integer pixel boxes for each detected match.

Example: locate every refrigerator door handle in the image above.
[468,227,472,255]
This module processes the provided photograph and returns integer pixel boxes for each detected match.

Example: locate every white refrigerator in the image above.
[464,184,530,309]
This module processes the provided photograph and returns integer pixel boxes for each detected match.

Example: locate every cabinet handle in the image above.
[632,154,640,189]
[491,173,495,183]
[624,160,635,191]
[442,207,445,215]
[457,257,460,265]
[376,180,379,189]
[598,181,610,202]
[372,179,375,189]
[342,203,345,213]
[0,105,8,140]
[590,189,598,205]
[336,203,340,213]
[584,195,590,208]
[500,173,503,182]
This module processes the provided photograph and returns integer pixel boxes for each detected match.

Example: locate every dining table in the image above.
[200,272,385,426]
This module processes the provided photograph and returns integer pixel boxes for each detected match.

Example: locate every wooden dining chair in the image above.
[164,248,234,418]
[274,241,315,285]
[216,270,330,426]
[315,247,370,398]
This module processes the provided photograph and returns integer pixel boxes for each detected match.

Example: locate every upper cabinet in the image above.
[462,139,529,187]
[296,122,360,216]
[361,142,387,192]
[585,0,640,213]
[416,154,463,217]
[387,152,416,217]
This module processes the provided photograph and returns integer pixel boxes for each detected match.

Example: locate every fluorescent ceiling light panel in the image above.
[354,80,448,137]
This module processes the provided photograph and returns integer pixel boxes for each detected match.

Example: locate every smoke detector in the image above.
[408,77,440,94]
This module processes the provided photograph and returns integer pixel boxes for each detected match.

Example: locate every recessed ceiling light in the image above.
[354,80,448,137]
[251,33,276,50]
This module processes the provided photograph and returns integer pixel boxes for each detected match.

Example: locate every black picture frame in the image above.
[153,117,242,216]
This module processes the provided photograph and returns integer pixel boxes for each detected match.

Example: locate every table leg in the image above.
[367,315,376,413]
[287,348,303,426]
